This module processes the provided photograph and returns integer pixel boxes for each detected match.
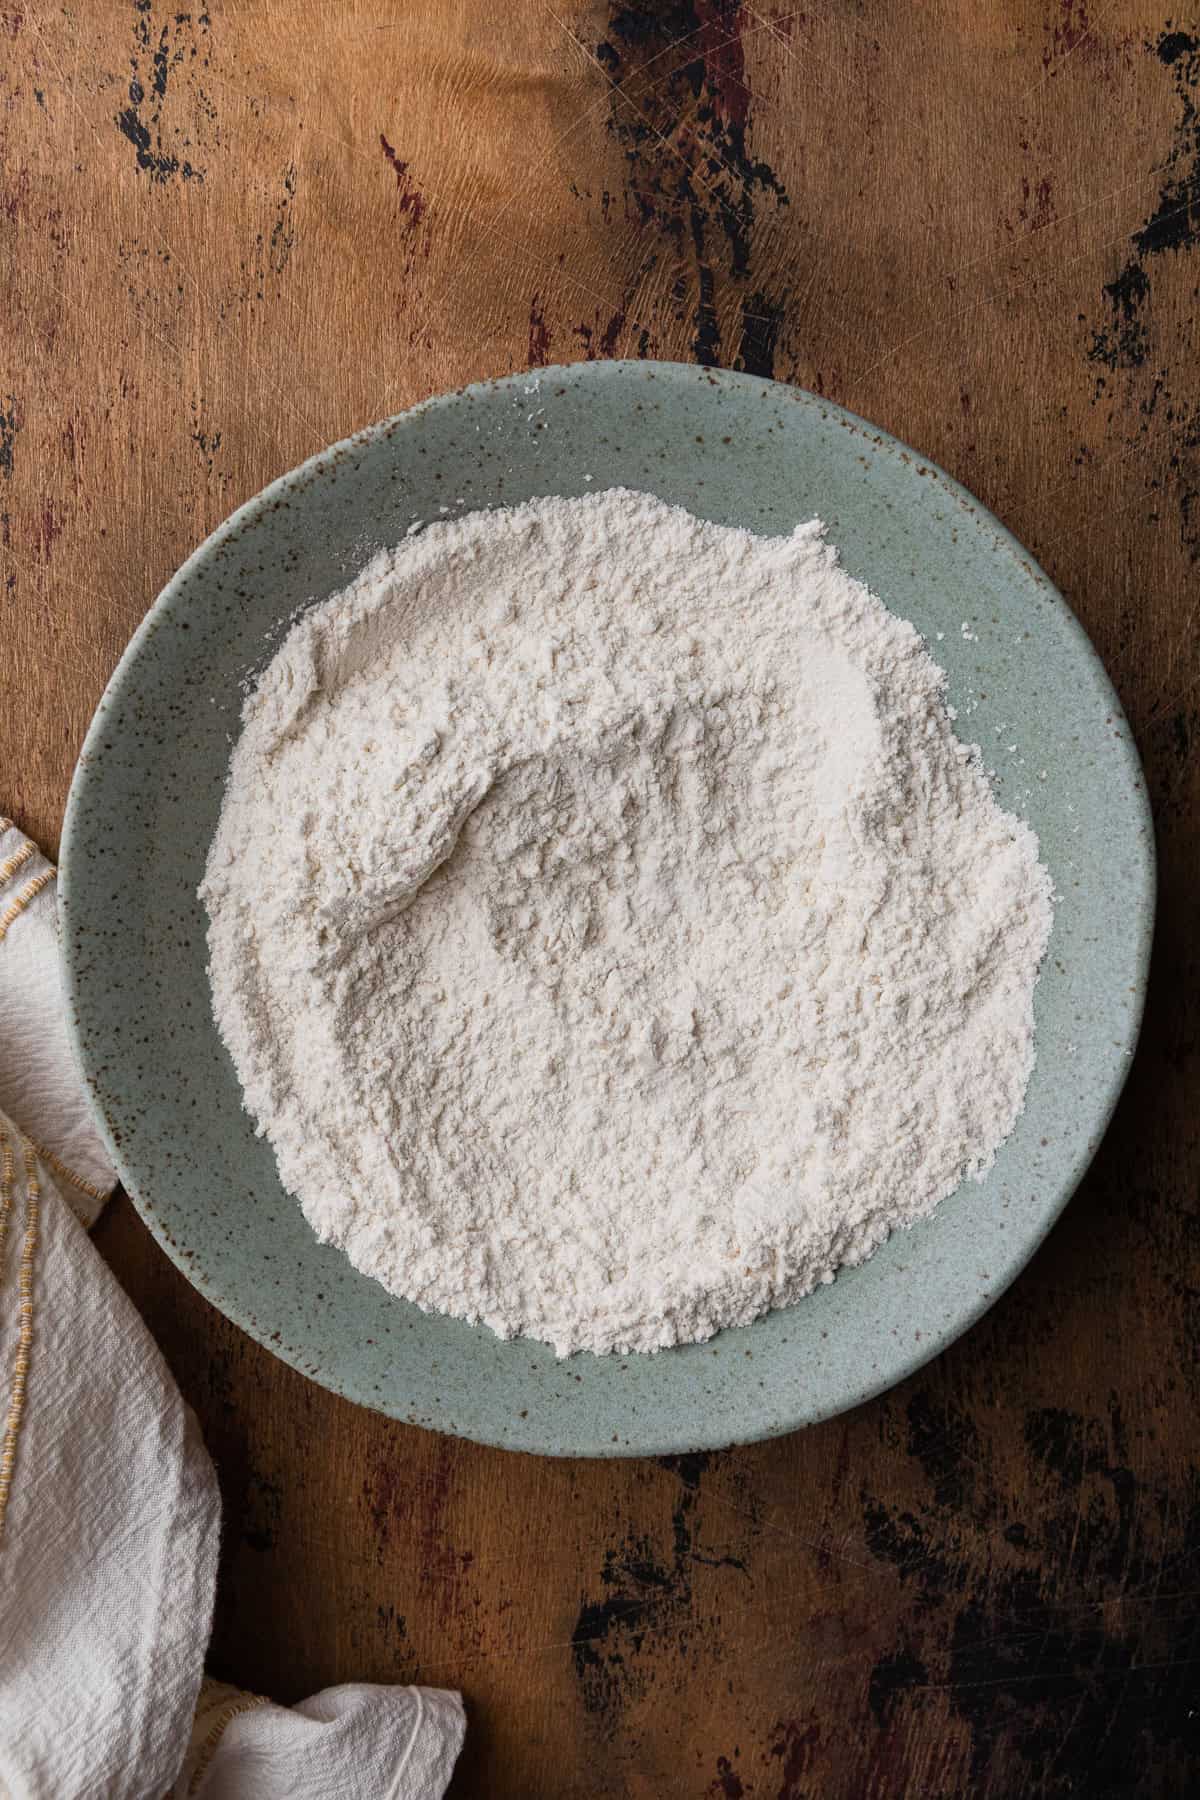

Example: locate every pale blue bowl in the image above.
[60,363,1154,1455]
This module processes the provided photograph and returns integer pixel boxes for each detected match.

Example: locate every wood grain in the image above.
[3,3,1198,1793]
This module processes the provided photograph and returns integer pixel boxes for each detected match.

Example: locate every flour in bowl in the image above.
[199,490,1053,1357]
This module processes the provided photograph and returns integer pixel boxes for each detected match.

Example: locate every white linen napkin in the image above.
[0,818,465,1799]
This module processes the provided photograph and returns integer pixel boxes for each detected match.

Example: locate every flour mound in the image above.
[200,490,1053,1357]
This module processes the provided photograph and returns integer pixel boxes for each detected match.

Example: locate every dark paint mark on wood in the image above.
[867,1644,928,1728]
[269,162,296,276]
[693,260,720,367]
[860,1385,1200,1791]
[363,1452,404,1552]
[769,1718,820,1799]
[363,1440,471,1630]
[114,1,207,184]
[948,1556,1200,1793]
[2,165,30,224]
[571,1541,674,1725]
[595,2,788,371]
[190,419,222,472]
[1017,172,1056,232]
[573,1453,748,1730]
[570,260,656,362]
[528,293,551,366]
[380,134,427,232]
[706,1752,745,1798]
[241,1467,282,1552]
[1091,262,1150,370]
[374,1601,412,1674]
[1043,0,1092,72]
[37,500,62,561]
[598,309,626,356]
[696,0,751,128]
[1090,30,1200,371]
[1084,31,1200,562]
[862,1494,954,1592]
[658,1449,710,1489]
[737,291,784,379]
[905,1388,984,1514]
[0,398,20,479]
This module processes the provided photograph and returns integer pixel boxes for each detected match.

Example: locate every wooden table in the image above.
[4,4,1197,1793]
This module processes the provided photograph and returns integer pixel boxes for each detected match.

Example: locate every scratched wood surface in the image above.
[3,3,1198,1794]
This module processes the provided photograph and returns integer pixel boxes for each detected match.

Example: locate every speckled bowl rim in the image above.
[60,361,1155,1455]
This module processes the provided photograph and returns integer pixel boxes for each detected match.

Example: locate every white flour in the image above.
[200,490,1053,1357]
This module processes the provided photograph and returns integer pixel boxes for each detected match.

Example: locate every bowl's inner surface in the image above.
[61,363,1153,1455]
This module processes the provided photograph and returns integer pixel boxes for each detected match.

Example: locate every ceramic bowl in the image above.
[60,362,1154,1455]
